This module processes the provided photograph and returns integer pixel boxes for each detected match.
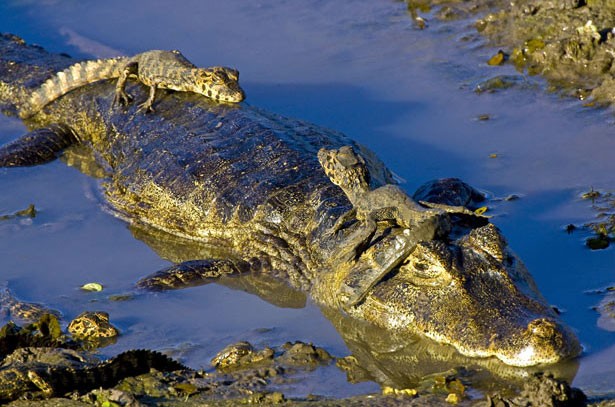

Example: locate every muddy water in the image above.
[0,0,614,399]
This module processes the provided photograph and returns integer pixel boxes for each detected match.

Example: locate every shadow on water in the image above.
[245,81,474,189]
[245,82,430,140]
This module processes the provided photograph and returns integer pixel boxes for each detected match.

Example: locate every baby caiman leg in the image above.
[339,217,440,308]
[0,124,79,167]
[137,84,157,113]
[136,258,257,291]
[327,216,377,264]
[113,61,137,107]
[330,207,358,234]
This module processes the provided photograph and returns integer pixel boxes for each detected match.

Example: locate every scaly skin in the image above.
[0,33,580,367]
[19,49,244,118]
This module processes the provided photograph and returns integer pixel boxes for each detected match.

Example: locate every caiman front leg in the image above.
[339,217,439,308]
[418,200,487,218]
[0,123,79,167]
[113,61,137,107]
[136,258,258,291]
[325,215,378,265]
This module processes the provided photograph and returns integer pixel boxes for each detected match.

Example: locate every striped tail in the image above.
[20,56,128,118]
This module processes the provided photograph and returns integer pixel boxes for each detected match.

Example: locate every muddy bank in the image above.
[0,316,596,406]
[0,284,595,405]
[406,0,615,106]
[578,189,614,250]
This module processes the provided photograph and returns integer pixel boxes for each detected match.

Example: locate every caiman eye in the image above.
[400,241,453,286]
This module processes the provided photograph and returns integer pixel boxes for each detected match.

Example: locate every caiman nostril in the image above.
[527,318,558,339]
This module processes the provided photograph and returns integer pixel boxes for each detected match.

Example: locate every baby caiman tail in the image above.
[20,56,127,119]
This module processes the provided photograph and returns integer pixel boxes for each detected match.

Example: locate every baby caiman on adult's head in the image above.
[338,221,581,367]
[314,147,580,367]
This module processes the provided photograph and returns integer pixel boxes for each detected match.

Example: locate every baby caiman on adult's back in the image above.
[0,33,580,367]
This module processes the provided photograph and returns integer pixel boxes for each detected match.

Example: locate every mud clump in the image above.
[565,189,614,250]
[483,373,587,406]
[405,0,615,107]
[581,190,614,250]
[477,1,615,105]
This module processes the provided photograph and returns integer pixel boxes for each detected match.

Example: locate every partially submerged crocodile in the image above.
[0,304,186,401]
[0,345,187,401]
[0,33,580,367]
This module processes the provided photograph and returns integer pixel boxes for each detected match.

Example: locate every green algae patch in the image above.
[474,75,535,93]
[586,234,610,250]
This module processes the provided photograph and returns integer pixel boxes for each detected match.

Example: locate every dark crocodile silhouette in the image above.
[0,346,187,401]
[0,33,580,368]
[0,313,187,401]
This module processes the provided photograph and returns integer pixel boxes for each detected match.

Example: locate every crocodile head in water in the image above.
[343,222,581,367]
[194,66,245,103]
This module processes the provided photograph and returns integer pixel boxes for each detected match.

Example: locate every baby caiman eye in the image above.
[227,69,239,80]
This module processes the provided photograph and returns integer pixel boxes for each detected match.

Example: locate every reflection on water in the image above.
[109,212,586,396]
[129,222,308,310]
[131,217,581,395]
[0,0,614,398]
[322,307,579,396]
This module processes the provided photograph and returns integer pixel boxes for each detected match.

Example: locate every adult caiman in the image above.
[0,33,580,367]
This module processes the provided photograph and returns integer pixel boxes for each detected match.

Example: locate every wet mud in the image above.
[406,0,615,106]
[0,315,591,406]
[0,307,603,406]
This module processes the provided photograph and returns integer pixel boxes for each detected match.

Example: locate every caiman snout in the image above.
[496,318,581,367]
[528,318,559,340]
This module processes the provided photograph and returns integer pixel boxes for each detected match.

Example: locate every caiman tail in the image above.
[37,349,188,397]
[20,56,127,118]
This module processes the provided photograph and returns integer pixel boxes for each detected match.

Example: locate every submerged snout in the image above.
[493,318,581,367]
